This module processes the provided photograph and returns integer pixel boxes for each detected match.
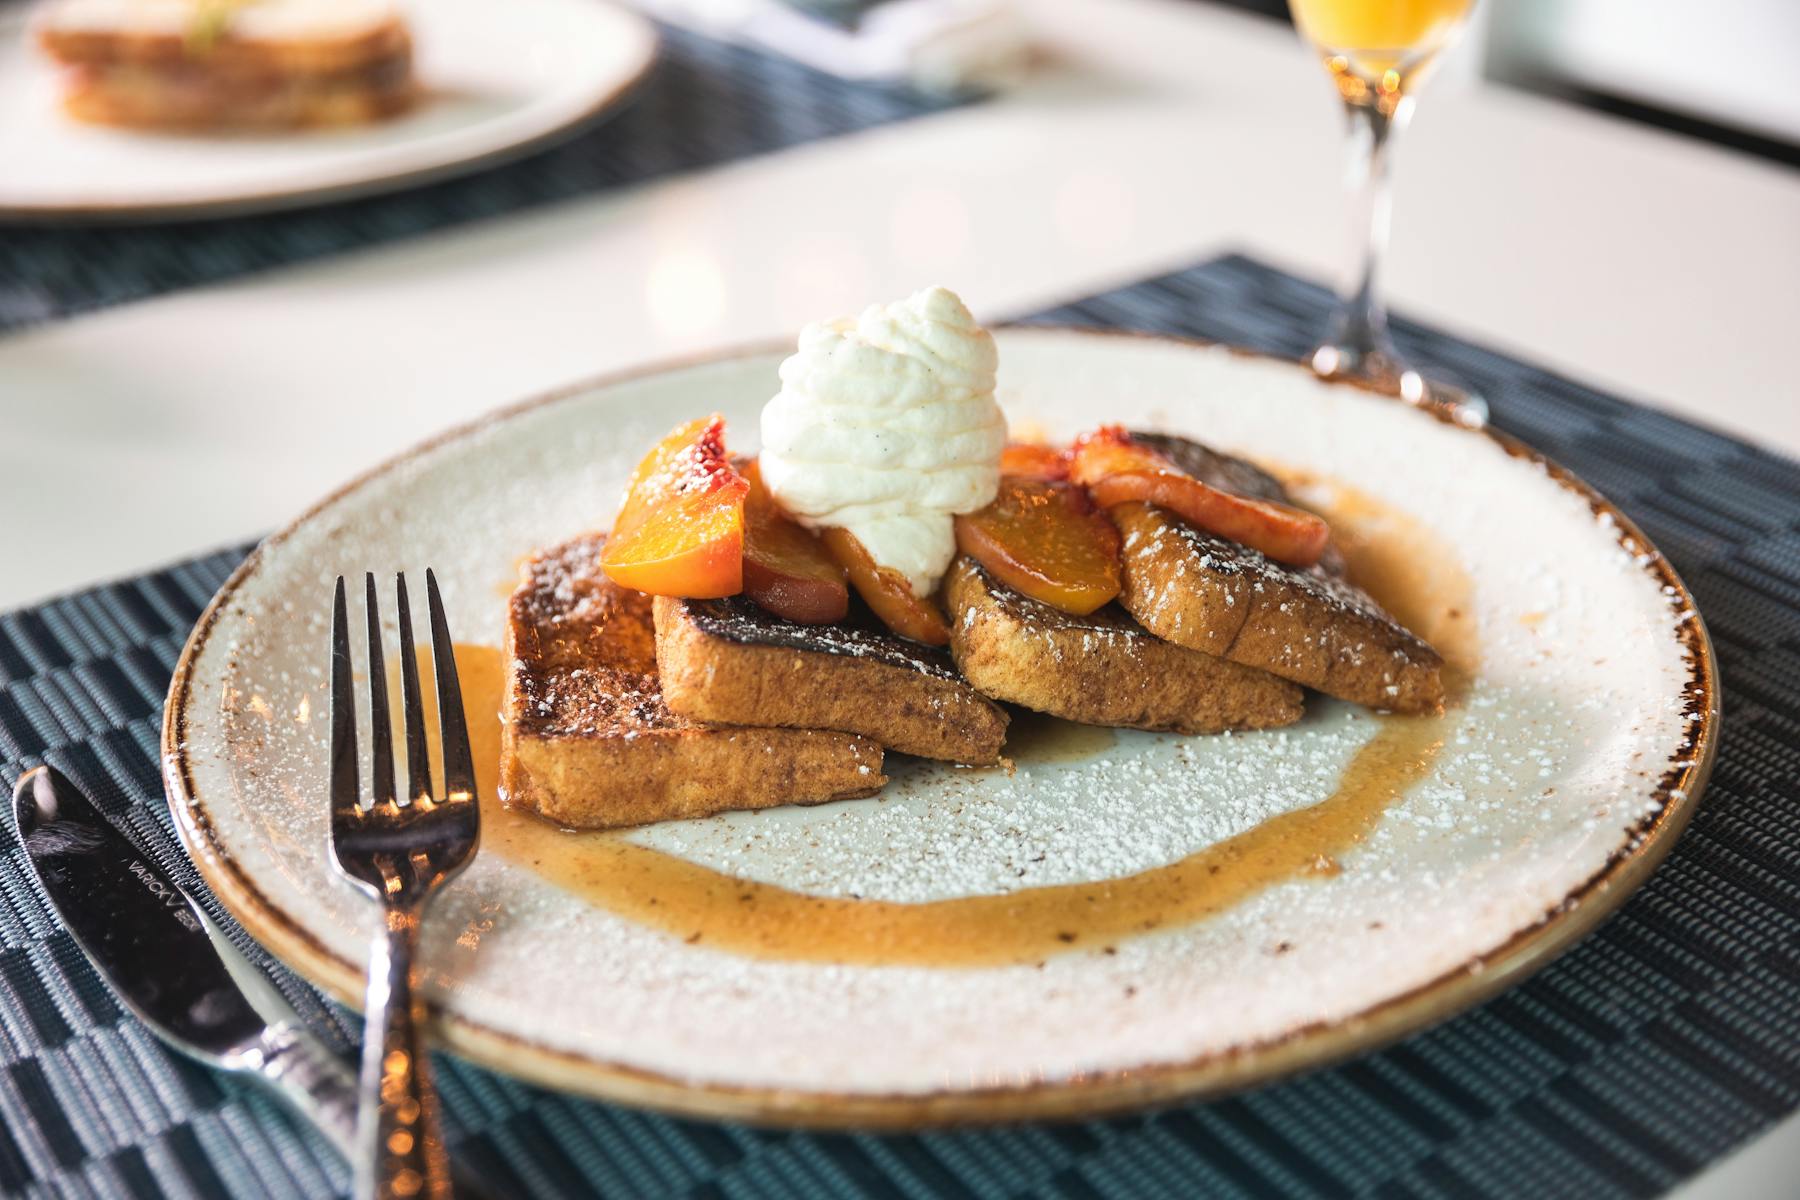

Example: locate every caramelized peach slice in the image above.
[1067,426,1162,483]
[955,478,1121,615]
[741,458,849,624]
[819,527,952,646]
[1070,427,1330,568]
[999,441,1071,482]
[600,416,749,598]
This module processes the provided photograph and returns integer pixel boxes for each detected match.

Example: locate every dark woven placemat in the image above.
[3,253,1797,1199]
[0,20,964,334]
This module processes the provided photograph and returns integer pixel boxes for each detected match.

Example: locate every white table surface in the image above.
[3,0,1798,1189]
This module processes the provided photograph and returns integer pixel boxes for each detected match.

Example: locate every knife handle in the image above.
[235,1020,495,1199]
[237,1022,362,1158]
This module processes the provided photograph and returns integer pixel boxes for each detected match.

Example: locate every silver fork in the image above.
[329,570,479,1200]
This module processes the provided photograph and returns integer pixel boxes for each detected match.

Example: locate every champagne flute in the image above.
[1288,0,1486,425]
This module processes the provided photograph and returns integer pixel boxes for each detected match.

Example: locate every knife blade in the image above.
[13,766,501,1197]
[15,764,273,1052]
[13,766,496,1197]
[13,765,363,1147]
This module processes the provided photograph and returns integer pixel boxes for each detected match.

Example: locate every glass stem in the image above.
[1316,92,1412,382]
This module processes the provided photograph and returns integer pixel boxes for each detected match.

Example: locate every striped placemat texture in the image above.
[1,255,1797,1198]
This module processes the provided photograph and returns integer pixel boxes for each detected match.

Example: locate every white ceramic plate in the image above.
[0,0,657,220]
[164,331,1715,1127]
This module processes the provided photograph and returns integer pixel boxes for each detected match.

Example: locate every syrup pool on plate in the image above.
[408,476,1475,969]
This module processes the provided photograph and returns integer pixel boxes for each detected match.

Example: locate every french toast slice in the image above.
[944,558,1303,733]
[654,595,1010,764]
[1112,433,1444,714]
[501,534,885,830]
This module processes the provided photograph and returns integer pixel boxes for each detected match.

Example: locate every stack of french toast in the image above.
[500,290,1444,830]
[35,0,415,131]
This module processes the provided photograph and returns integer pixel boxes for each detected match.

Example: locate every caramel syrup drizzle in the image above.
[442,480,1476,968]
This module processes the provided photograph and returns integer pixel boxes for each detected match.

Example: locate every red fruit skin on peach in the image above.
[601,415,750,598]
[740,458,850,624]
[1070,427,1329,569]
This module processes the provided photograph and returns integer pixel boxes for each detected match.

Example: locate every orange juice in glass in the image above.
[1292,0,1471,77]
[1288,0,1483,422]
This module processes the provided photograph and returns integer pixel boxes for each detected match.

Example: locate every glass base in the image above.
[1310,343,1488,429]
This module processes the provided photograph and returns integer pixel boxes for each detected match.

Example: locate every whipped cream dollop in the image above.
[760,287,1007,596]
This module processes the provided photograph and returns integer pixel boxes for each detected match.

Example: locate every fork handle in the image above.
[356,905,451,1200]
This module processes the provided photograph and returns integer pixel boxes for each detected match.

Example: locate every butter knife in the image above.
[10,765,486,1195]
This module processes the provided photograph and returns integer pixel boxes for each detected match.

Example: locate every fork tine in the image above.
[395,572,433,804]
[328,577,360,817]
[363,574,397,808]
[426,569,477,802]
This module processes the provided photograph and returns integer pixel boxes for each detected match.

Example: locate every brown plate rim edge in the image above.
[0,8,660,224]
[159,328,1719,1130]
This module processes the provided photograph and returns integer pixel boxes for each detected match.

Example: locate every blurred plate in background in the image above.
[0,0,658,222]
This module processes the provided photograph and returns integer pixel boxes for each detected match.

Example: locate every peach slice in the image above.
[741,458,850,624]
[1066,426,1164,483]
[819,527,952,646]
[999,441,1071,482]
[955,477,1121,615]
[1070,427,1330,568]
[600,416,750,598]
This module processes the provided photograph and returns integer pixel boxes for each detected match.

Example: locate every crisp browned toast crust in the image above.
[1109,431,1443,712]
[945,558,1303,733]
[1113,498,1445,714]
[1131,431,1349,576]
[655,595,1009,764]
[502,535,885,830]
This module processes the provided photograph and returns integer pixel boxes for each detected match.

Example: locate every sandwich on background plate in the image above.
[35,0,415,131]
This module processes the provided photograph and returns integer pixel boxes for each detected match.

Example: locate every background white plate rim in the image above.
[0,0,659,222]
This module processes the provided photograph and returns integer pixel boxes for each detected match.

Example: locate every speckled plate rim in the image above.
[0,2,659,224]
[161,330,1719,1129]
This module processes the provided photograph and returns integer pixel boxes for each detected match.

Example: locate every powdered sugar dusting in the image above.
[171,336,1705,1103]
